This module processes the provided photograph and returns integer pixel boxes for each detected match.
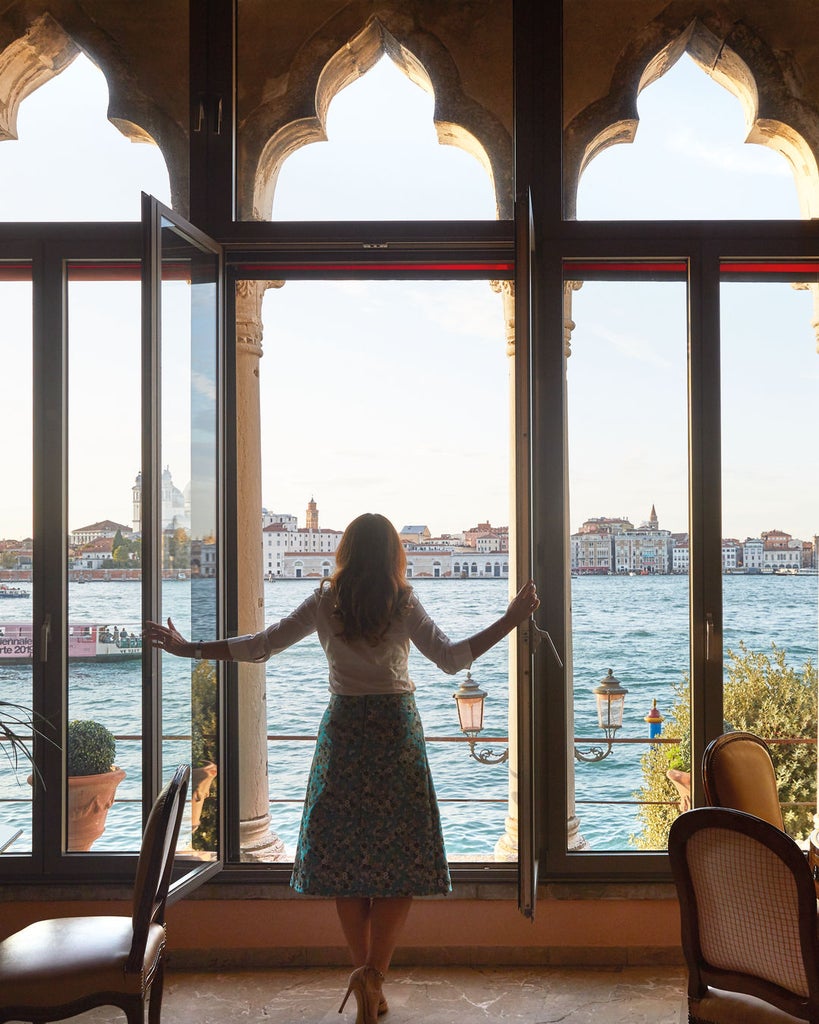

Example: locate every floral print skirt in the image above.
[291,693,451,897]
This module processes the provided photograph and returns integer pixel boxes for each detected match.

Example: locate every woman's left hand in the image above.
[144,617,190,658]
[507,579,540,626]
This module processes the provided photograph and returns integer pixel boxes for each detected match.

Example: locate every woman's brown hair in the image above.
[323,513,412,644]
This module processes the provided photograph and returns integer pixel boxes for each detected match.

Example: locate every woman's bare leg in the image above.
[335,896,371,966]
[367,896,412,974]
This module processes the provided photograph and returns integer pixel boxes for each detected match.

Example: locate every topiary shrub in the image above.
[67,719,116,776]
[632,643,817,850]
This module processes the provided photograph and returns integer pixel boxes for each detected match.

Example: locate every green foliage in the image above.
[67,719,116,776]
[113,535,141,566]
[632,643,817,850]
[164,528,190,570]
[0,700,38,776]
[191,659,218,850]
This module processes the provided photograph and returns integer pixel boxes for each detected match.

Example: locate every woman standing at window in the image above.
[146,512,538,1024]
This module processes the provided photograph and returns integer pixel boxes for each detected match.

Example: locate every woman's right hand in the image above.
[506,579,540,626]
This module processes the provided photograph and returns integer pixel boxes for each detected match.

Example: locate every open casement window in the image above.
[0,212,224,890]
[142,195,226,897]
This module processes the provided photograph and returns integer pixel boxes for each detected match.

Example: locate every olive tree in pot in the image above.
[67,719,126,851]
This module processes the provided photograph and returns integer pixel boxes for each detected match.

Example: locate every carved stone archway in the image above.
[564,12,819,219]
[0,10,188,212]
[241,13,513,220]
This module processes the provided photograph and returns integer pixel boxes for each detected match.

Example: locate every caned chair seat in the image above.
[669,807,819,1024]
[0,764,190,1024]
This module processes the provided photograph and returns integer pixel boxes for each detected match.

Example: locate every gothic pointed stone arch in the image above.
[0,8,187,212]
[243,12,512,221]
[564,11,819,219]
[0,13,78,141]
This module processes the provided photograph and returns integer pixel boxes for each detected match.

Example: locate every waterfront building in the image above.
[672,541,689,574]
[263,499,342,577]
[282,552,335,578]
[721,539,741,572]
[71,536,114,570]
[406,551,452,577]
[462,521,507,549]
[744,537,764,571]
[191,539,216,578]
[261,510,297,530]
[572,507,672,574]
[477,528,509,553]
[400,524,431,545]
[69,519,132,546]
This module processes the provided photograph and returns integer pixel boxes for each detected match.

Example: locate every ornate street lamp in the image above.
[454,667,629,766]
[574,668,629,763]
[452,672,509,765]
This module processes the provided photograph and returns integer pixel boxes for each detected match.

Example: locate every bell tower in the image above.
[306,496,318,531]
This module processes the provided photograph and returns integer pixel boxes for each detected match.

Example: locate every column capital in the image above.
[236,279,284,358]
[490,279,516,357]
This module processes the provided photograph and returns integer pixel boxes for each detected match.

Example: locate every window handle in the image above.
[40,613,51,663]
[705,612,714,663]
[193,97,205,133]
[528,619,563,668]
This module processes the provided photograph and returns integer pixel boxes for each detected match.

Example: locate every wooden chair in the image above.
[702,730,784,829]
[0,763,191,1024]
[669,806,819,1023]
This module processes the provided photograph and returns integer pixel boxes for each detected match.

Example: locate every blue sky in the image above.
[0,51,815,542]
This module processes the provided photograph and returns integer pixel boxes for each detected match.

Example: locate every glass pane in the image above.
[720,266,819,841]
[160,220,219,860]
[0,263,33,854]
[66,262,143,852]
[565,271,690,852]
[253,278,510,862]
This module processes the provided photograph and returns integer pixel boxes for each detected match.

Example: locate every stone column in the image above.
[234,279,287,861]
[491,279,518,861]
[563,280,588,852]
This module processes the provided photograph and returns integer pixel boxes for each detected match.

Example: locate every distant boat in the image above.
[0,584,29,599]
[0,624,142,663]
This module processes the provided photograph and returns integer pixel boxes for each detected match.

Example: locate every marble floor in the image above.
[77,965,689,1023]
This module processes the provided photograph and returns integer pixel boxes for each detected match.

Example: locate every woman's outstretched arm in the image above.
[466,579,540,661]
[144,618,233,661]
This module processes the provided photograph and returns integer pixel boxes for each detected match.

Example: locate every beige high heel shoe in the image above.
[339,965,384,1024]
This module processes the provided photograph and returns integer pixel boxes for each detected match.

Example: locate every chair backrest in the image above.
[128,764,191,970]
[669,806,819,1021]
[702,731,784,830]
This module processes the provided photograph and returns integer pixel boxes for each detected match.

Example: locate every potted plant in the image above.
[66,719,126,851]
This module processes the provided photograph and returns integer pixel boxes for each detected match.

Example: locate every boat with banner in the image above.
[0,624,142,663]
[0,585,30,599]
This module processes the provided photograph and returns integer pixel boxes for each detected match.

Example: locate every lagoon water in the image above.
[1,574,817,856]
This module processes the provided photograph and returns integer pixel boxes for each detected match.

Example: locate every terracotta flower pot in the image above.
[67,767,127,851]
[190,762,217,831]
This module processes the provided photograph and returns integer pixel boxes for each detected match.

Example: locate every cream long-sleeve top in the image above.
[227,587,474,695]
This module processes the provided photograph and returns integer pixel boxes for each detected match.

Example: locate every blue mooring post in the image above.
[645,699,664,739]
